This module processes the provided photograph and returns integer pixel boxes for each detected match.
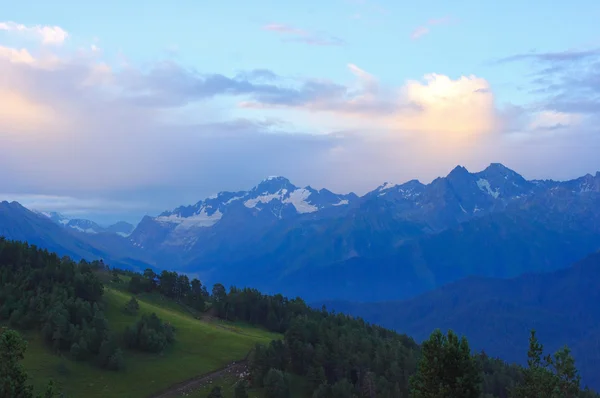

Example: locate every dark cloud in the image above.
[495,48,600,114]
[495,48,600,64]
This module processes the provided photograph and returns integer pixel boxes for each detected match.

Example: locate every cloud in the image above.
[240,64,499,141]
[1,33,600,222]
[496,47,600,115]
[262,23,346,46]
[0,21,68,45]
[495,48,600,64]
[410,16,452,40]
[0,194,145,217]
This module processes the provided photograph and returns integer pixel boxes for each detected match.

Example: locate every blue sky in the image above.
[1,0,600,223]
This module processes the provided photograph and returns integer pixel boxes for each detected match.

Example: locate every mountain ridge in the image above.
[3,163,600,303]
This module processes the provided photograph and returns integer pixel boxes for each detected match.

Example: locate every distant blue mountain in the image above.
[319,250,600,390]
[1,201,150,271]
[37,211,135,236]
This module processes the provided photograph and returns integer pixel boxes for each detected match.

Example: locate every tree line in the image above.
[0,238,123,371]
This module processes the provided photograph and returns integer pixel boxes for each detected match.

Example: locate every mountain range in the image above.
[38,211,135,236]
[2,163,600,302]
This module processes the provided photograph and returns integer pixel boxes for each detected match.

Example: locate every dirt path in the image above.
[149,360,249,398]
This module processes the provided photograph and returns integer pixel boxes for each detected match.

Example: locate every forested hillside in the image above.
[1,237,597,397]
[321,250,600,391]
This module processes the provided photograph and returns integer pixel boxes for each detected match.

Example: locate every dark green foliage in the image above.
[0,328,33,398]
[123,268,206,311]
[306,365,326,391]
[410,329,481,398]
[0,239,120,371]
[127,274,145,294]
[263,369,290,398]
[123,312,175,353]
[211,283,227,318]
[0,328,61,398]
[207,385,223,398]
[330,378,356,398]
[124,296,140,315]
[511,330,581,398]
[233,380,249,398]
[39,379,59,398]
[111,269,121,283]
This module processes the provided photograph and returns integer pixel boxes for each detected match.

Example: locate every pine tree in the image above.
[0,328,34,398]
[263,368,290,398]
[306,364,327,391]
[362,371,377,398]
[511,330,581,398]
[410,329,481,398]
[124,297,140,315]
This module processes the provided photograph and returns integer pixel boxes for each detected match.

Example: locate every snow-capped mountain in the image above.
[37,211,134,236]
[361,163,541,229]
[129,165,600,258]
[142,176,356,234]
[38,211,105,234]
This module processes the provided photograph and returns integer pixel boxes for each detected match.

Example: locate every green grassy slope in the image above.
[21,286,280,398]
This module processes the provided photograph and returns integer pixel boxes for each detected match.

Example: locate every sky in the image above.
[1,0,600,224]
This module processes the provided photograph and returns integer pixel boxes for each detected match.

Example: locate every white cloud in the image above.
[0,21,68,45]
[0,194,145,216]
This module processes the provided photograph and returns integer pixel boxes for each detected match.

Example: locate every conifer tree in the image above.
[410,329,481,398]
[0,329,33,398]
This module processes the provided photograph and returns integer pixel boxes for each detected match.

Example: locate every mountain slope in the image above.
[320,251,600,390]
[256,183,600,302]
[1,201,150,270]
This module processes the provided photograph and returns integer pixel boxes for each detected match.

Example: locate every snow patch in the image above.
[283,189,318,213]
[225,196,244,205]
[333,199,349,206]
[156,208,223,228]
[244,189,288,208]
[71,225,98,234]
[476,179,500,199]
